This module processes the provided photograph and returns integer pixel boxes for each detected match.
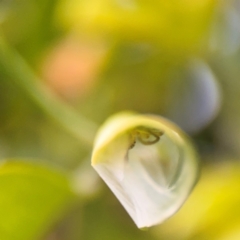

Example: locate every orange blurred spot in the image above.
[41,35,106,101]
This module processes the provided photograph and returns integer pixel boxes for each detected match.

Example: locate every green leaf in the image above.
[0,160,75,240]
[57,0,217,53]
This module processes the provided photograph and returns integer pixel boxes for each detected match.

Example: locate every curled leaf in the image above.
[91,112,199,228]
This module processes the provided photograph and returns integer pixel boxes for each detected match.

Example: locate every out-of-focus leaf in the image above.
[57,0,217,54]
[0,160,75,240]
[209,54,240,156]
[2,0,59,62]
[0,0,12,24]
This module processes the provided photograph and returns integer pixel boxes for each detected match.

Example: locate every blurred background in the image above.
[1,0,240,239]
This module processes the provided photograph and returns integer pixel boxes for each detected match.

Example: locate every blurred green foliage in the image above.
[0,160,75,240]
[1,0,240,239]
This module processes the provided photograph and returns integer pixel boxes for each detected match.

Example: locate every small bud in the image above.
[92,112,199,228]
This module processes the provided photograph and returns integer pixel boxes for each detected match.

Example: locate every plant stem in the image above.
[0,33,98,147]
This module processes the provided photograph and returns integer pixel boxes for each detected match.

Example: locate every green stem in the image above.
[0,33,98,147]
